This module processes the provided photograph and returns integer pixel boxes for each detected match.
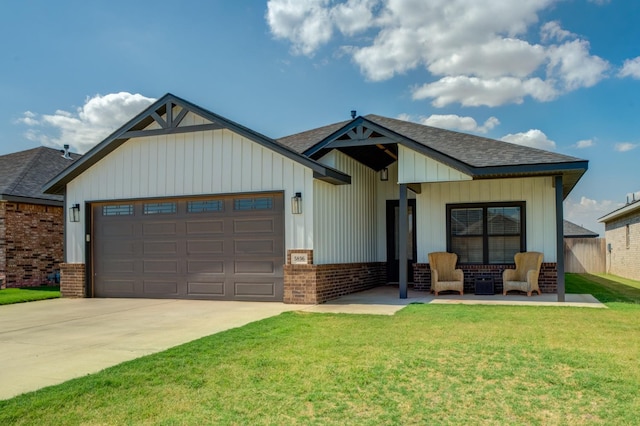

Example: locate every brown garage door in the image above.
[92,193,284,301]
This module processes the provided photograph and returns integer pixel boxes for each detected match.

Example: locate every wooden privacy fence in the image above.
[563,238,606,274]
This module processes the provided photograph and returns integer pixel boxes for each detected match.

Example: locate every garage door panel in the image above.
[102,241,135,255]
[187,260,224,273]
[101,223,134,237]
[187,282,225,296]
[143,280,178,294]
[235,260,275,274]
[186,220,224,235]
[187,240,224,254]
[143,260,179,273]
[234,282,276,297]
[233,218,275,234]
[102,260,136,273]
[234,240,275,254]
[93,193,284,301]
[101,280,136,294]
[143,222,177,236]
[143,241,178,255]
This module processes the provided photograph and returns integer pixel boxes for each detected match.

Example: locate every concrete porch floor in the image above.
[303,285,606,315]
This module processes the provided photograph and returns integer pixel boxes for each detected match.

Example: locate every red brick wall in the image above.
[413,262,558,294]
[284,250,386,304]
[60,263,86,297]
[0,201,64,287]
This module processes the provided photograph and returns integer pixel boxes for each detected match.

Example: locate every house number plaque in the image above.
[291,253,309,265]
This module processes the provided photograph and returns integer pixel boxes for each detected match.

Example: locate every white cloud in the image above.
[412,76,557,107]
[266,0,611,107]
[615,142,638,152]
[564,195,619,236]
[540,21,575,43]
[265,0,333,56]
[19,92,156,154]
[619,56,640,79]
[546,39,609,91]
[573,139,594,149]
[420,114,500,134]
[501,129,556,150]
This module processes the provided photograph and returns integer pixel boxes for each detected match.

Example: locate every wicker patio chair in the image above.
[502,252,543,296]
[428,252,464,296]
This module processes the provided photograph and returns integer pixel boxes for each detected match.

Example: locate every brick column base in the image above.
[284,262,386,304]
[60,263,86,298]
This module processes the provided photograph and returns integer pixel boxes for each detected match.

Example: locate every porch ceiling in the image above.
[312,143,398,172]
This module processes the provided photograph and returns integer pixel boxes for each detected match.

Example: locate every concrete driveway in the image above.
[0,298,309,400]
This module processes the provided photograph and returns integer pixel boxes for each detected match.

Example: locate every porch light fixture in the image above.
[380,168,389,181]
[69,204,81,222]
[291,192,302,214]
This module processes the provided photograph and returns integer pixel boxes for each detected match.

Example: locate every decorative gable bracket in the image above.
[122,100,224,139]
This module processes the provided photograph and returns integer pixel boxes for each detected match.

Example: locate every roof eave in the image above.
[598,200,640,223]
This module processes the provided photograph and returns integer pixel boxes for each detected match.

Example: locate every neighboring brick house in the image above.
[0,146,79,288]
[599,197,640,281]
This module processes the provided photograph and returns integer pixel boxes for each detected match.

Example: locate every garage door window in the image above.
[188,200,224,213]
[144,202,177,215]
[103,204,134,216]
[234,197,273,211]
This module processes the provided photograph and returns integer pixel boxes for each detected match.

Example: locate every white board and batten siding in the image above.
[65,112,314,263]
[398,145,472,183]
[416,176,558,263]
[313,150,377,264]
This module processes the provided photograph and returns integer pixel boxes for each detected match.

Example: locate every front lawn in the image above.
[0,275,639,424]
[0,286,60,305]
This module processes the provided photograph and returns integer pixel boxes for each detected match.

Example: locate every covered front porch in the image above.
[303,285,605,315]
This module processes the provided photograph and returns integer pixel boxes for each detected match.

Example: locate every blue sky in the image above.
[1,0,639,235]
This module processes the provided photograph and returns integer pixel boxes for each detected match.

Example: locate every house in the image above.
[44,93,588,303]
[598,197,640,280]
[0,146,79,287]
[563,220,599,238]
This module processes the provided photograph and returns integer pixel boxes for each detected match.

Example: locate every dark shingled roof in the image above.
[563,220,599,238]
[0,147,80,204]
[278,114,583,168]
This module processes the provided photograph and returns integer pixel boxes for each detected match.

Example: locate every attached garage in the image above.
[92,193,284,301]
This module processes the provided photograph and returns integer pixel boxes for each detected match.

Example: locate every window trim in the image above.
[446,201,526,265]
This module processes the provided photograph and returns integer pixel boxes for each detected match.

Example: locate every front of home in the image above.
[44,94,588,303]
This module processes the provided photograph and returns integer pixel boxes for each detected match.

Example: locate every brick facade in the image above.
[413,262,558,294]
[0,201,64,287]
[283,250,386,304]
[604,211,640,281]
[60,263,86,297]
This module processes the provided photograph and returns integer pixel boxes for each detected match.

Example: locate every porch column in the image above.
[555,175,565,302]
[399,183,408,299]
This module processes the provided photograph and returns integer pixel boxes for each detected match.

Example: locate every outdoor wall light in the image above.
[291,192,302,214]
[69,203,81,222]
[380,167,389,181]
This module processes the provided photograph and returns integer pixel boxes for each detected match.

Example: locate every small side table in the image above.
[474,275,495,295]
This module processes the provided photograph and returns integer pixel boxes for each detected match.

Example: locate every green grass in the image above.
[1,275,639,425]
[0,286,60,305]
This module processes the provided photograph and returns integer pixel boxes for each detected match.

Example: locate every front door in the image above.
[386,199,417,283]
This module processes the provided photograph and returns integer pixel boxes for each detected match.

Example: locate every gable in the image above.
[44,94,350,195]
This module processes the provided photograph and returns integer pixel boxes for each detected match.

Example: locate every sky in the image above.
[1,0,639,235]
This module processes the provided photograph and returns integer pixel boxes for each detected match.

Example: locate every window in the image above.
[234,197,273,211]
[143,202,176,215]
[188,200,223,213]
[447,202,525,264]
[102,204,133,216]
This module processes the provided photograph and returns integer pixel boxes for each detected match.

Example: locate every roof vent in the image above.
[61,144,72,160]
[350,110,356,119]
